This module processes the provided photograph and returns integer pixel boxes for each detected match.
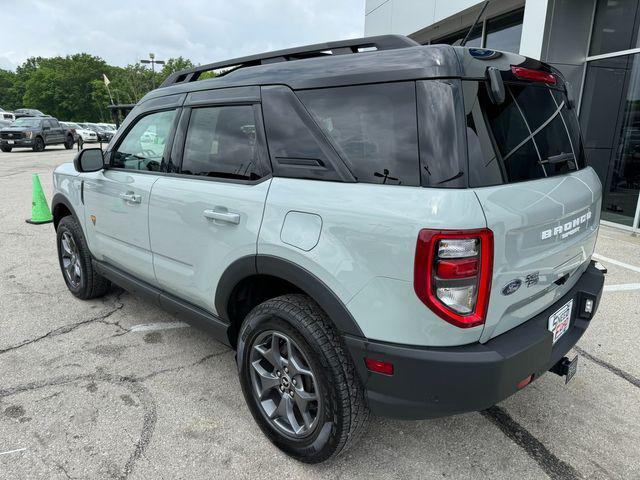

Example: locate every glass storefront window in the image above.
[485,9,524,53]
[589,0,640,56]
[432,8,523,53]
[581,54,640,227]
[433,26,482,48]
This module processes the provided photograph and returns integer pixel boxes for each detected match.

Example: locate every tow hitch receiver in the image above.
[550,355,579,384]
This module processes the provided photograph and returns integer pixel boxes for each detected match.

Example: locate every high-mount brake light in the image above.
[511,66,557,85]
[414,229,493,328]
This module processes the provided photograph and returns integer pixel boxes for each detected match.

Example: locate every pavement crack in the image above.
[136,349,230,382]
[0,371,156,480]
[481,406,582,480]
[0,295,125,355]
[574,346,640,389]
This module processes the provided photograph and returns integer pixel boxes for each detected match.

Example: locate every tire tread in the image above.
[246,294,369,461]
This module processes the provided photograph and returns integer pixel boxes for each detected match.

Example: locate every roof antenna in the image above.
[460,0,490,46]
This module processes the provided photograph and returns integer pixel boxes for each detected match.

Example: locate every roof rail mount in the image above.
[160,35,419,88]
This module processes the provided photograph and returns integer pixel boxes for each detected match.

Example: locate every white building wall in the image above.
[365,0,483,36]
[365,0,549,60]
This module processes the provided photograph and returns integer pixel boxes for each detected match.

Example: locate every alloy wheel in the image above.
[249,330,320,438]
[60,231,82,288]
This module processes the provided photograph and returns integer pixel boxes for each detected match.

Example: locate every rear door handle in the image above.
[120,192,142,204]
[203,209,240,225]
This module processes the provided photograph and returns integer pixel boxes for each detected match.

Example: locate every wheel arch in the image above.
[216,255,365,347]
[51,193,80,230]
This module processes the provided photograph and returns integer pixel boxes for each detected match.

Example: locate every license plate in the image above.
[548,299,573,344]
[7,140,14,144]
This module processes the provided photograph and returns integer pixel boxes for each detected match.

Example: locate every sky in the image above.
[0,0,365,71]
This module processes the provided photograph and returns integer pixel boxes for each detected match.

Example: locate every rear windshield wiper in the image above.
[540,152,575,168]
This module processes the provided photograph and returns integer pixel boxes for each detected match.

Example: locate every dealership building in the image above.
[365,0,640,232]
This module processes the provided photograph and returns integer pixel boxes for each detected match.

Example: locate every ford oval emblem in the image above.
[502,279,522,296]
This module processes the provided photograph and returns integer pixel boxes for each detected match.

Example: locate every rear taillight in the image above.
[414,229,493,328]
[511,66,556,85]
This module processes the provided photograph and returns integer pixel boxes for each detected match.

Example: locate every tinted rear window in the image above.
[297,82,420,186]
[466,81,584,186]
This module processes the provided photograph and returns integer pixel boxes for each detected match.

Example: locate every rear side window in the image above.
[181,106,264,180]
[297,82,420,186]
[466,81,584,186]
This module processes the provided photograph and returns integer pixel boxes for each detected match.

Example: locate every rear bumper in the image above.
[344,261,604,420]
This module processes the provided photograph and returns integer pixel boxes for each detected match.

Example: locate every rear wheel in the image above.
[237,294,369,463]
[0,146,11,152]
[32,136,45,152]
[56,216,110,299]
[64,135,74,149]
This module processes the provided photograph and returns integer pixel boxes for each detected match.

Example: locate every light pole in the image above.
[140,53,165,89]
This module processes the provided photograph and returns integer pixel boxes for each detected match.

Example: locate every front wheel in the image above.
[64,135,74,149]
[56,216,110,299]
[0,146,11,152]
[237,294,369,463]
[32,136,45,152]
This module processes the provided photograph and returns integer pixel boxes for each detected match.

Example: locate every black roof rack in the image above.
[160,35,419,88]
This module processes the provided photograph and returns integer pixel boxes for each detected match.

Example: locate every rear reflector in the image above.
[414,229,493,328]
[365,358,394,376]
[517,374,534,390]
[511,66,556,85]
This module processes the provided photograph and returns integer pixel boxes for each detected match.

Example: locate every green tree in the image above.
[22,54,109,121]
[0,69,19,110]
[160,56,195,81]
[2,54,205,122]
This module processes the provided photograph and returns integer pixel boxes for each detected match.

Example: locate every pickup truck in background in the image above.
[0,116,75,152]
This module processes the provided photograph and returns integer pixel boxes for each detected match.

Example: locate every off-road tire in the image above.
[56,215,110,300]
[237,294,370,463]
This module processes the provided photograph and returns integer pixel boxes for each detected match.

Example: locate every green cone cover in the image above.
[27,174,53,224]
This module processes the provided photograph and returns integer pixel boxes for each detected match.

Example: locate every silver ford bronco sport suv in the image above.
[51,36,605,463]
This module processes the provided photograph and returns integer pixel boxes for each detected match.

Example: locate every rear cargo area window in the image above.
[466,81,584,186]
[297,83,420,186]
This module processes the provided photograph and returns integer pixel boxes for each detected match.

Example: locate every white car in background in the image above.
[61,122,98,143]
[97,123,117,131]
[1,110,15,123]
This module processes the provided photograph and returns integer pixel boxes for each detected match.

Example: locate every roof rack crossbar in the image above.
[160,35,419,87]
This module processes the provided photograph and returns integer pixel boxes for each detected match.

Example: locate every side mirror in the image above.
[42,126,50,131]
[74,148,104,172]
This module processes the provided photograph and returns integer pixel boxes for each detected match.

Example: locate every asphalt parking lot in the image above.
[1,146,639,480]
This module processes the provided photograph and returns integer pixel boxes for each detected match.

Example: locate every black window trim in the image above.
[262,84,356,183]
[170,101,273,186]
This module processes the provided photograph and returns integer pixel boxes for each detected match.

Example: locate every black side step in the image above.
[93,260,231,346]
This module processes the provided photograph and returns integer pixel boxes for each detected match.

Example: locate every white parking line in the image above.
[129,322,190,333]
[593,254,640,274]
[0,447,27,456]
[604,283,640,292]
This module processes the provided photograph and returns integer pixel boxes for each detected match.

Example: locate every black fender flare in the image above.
[215,254,364,337]
[51,192,80,229]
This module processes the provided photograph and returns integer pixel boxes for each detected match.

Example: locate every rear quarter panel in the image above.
[259,178,488,347]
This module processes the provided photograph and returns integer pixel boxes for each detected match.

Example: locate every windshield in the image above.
[466,81,584,186]
[13,118,41,127]
[66,122,81,129]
